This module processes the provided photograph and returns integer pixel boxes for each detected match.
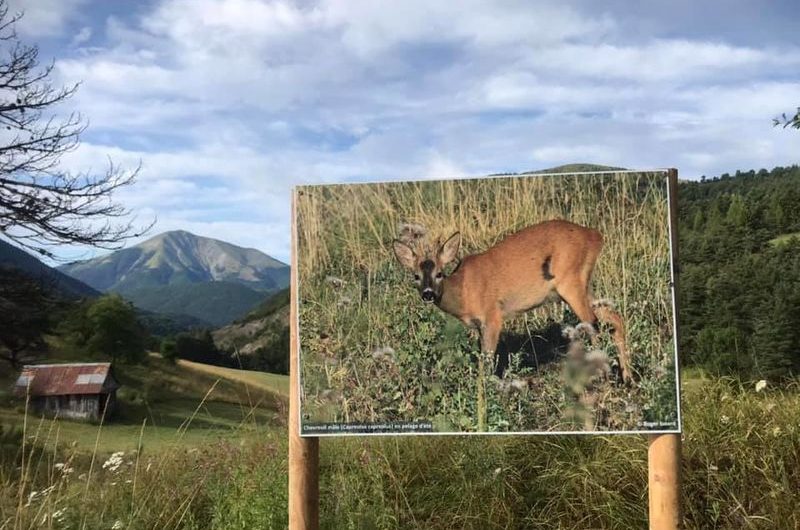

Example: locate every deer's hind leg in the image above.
[555,278,597,328]
[592,301,631,384]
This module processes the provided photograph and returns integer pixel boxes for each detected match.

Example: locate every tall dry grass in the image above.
[0,374,287,530]
[296,171,677,432]
[318,374,800,530]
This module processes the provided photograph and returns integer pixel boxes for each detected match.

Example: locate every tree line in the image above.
[678,165,800,379]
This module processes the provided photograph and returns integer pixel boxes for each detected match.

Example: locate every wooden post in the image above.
[648,434,681,529]
[289,192,319,530]
[648,169,682,529]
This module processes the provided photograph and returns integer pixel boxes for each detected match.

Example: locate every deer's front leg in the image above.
[479,311,503,371]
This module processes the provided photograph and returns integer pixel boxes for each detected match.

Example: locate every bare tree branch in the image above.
[0,1,151,258]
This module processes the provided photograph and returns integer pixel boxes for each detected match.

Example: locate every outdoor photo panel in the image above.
[295,170,681,436]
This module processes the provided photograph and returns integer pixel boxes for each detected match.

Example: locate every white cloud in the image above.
[6,0,88,37]
[33,0,800,262]
[71,26,92,46]
[522,40,800,83]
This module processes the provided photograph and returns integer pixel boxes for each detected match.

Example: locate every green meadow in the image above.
[3,367,799,529]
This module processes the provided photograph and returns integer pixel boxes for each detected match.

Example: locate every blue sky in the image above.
[9,0,799,263]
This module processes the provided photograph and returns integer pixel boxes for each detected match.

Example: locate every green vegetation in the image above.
[4,165,800,529]
[678,165,800,379]
[160,338,178,362]
[236,288,290,323]
[0,268,56,369]
[58,294,148,364]
[0,239,98,299]
[1,355,288,529]
[768,231,800,246]
[297,171,677,432]
[0,356,284,452]
[213,288,290,374]
[87,294,147,363]
[315,374,800,530]
[123,281,270,328]
[2,373,798,529]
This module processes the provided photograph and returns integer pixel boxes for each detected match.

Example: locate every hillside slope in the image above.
[0,238,98,299]
[126,280,269,327]
[678,165,800,378]
[213,288,289,371]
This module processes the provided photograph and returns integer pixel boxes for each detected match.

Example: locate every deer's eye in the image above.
[413,274,421,281]
[435,272,443,279]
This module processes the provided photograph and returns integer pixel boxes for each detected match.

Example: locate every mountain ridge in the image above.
[57,230,290,327]
[58,230,289,294]
[0,238,99,299]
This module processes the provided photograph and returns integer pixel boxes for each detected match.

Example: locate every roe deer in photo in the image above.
[393,220,632,384]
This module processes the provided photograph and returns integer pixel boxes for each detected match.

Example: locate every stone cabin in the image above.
[14,363,120,421]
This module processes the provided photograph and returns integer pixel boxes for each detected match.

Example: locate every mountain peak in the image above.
[58,230,289,294]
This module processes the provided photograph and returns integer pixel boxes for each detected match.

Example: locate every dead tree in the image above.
[0,1,149,258]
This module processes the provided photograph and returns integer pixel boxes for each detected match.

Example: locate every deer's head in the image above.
[393,232,460,304]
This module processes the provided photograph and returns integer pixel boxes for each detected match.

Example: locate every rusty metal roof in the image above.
[13,363,120,397]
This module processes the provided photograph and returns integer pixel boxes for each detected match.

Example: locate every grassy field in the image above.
[296,171,677,433]
[768,231,800,246]
[3,371,798,529]
[0,357,285,453]
[1,357,290,529]
[179,359,290,397]
[317,372,800,530]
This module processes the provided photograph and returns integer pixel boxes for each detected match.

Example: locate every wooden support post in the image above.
[649,169,682,530]
[289,193,319,530]
[648,433,681,529]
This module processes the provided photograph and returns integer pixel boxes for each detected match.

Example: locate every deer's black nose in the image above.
[421,289,436,303]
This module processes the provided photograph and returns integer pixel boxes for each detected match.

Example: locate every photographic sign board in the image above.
[294,169,681,436]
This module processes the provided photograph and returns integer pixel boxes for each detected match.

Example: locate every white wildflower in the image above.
[54,462,74,476]
[26,490,39,507]
[720,415,731,425]
[325,276,346,289]
[575,322,597,338]
[509,378,528,392]
[336,295,352,307]
[371,346,396,361]
[25,485,55,506]
[111,521,124,530]
[755,380,767,392]
[102,452,125,473]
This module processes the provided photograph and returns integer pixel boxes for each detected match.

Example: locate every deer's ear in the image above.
[392,240,417,270]
[438,232,461,265]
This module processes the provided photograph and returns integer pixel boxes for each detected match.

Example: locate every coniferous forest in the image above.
[678,165,800,379]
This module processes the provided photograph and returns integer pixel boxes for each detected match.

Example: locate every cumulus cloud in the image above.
[6,0,88,37]
[31,0,800,261]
